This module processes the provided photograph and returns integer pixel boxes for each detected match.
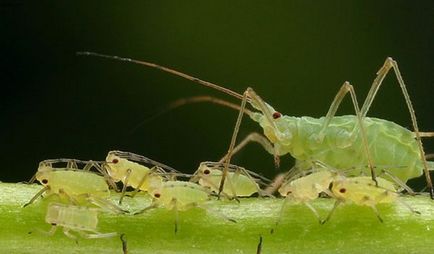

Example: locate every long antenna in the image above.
[76,51,244,100]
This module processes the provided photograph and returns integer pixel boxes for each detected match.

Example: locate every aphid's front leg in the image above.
[23,186,49,207]
[190,202,237,223]
[119,168,133,205]
[218,132,278,167]
[62,228,79,240]
[360,58,433,198]
[321,200,342,224]
[86,195,128,214]
[303,202,322,224]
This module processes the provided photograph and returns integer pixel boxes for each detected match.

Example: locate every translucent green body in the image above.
[253,113,423,182]
[46,203,99,231]
[36,170,110,198]
[198,169,259,197]
[151,181,210,211]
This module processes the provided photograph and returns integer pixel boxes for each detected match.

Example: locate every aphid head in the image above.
[247,88,294,147]
[35,171,50,186]
[105,153,125,180]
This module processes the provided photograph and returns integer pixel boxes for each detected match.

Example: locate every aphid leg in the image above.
[170,198,179,234]
[368,205,383,223]
[360,58,433,198]
[67,160,79,169]
[78,231,118,239]
[321,200,342,224]
[133,202,158,215]
[219,90,248,199]
[380,169,415,195]
[23,186,49,207]
[119,168,133,205]
[271,196,291,234]
[120,233,128,254]
[86,196,128,214]
[396,198,421,215]
[128,171,152,199]
[256,235,263,254]
[263,173,286,196]
[234,164,272,198]
[316,81,377,184]
[218,132,279,168]
[303,202,322,224]
[191,203,237,223]
[58,189,81,205]
[63,228,79,240]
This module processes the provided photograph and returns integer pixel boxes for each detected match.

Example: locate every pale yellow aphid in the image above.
[104,150,179,204]
[272,169,338,230]
[192,161,269,198]
[44,203,117,239]
[135,180,236,233]
[325,176,408,223]
[25,160,124,213]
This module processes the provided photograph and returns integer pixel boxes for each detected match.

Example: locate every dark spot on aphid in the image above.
[339,188,346,193]
[112,159,119,164]
[41,179,48,184]
[204,169,210,175]
[51,223,57,226]
[154,193,161,198]
[272,112,282,119]
[362,195,370,201]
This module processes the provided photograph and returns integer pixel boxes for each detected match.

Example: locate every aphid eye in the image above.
[154,193,161,198]
[339,188,346,193]
[203,169,210,175]
[41,179,48,184]
[112,159,119,164]
[272,112,282,119]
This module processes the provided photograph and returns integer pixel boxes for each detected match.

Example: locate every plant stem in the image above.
[2,183,434,254]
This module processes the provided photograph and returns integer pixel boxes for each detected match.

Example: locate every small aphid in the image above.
[25,160,124,213]
[273,169,337,229]
[104,150,179,204]
[135,180,236,233]
[44,203,117,239]
[191,161,269,198]
[324,176,411,223]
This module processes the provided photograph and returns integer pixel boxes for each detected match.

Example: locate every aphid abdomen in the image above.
[158,181,209,210]
[46,171,110,198]
[226,173,259,197]
[291,116,422,182]
[46,203,99,232]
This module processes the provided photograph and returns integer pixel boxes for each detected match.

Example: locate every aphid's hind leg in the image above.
[271,196,291,234]
[316,81,377,184]
[219,90,248,199]
[360,58,433,198]
[63,228,79,240]
[380,169,415,195]
[303,202,322,224]
[86,196,128,214]
[369,205,383,223]
[218,132,279,168]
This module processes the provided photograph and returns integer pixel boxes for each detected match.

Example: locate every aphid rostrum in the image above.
[77,52,434,197]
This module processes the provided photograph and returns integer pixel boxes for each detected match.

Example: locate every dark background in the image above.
[2,1,433,189]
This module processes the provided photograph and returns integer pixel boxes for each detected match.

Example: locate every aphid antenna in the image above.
[76,51,246,101]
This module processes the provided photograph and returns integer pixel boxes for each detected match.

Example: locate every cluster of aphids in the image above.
[24,150,421,242]
[24,53,434,248]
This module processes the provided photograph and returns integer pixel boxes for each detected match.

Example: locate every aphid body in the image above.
[45,203,117,239]
[105,151,163,192]
[150,181,209,210]
[193,162,263,197]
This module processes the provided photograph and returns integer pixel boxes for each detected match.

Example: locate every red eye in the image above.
[41,179,48,184]
[203,169,210,175]
[272,112,281,119]
[112,159,119,164]
[339,188,346,193]
[154,193,161,198]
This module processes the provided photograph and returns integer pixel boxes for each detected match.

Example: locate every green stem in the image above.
[2,183,434,254]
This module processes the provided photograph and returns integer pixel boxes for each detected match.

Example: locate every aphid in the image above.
[104,150,180,204]
[324,175,419,223]
[191,161,269,198]
[134,180,236,233]
[43,202,117,239]
[77,52,434,197]
[25,160,124,213]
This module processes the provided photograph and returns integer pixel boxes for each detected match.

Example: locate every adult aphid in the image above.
[77,52,434,197]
